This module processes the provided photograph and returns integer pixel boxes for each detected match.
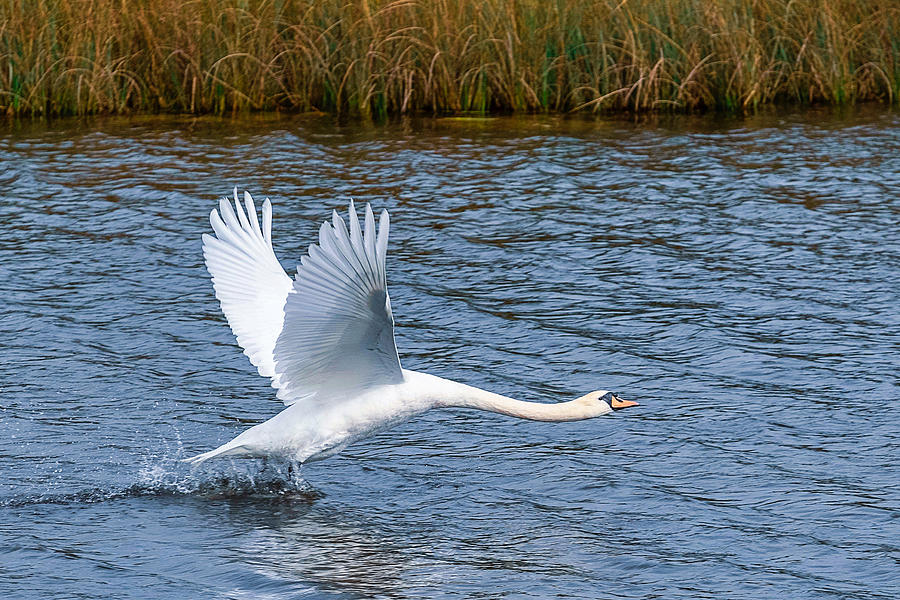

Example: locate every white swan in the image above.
[185,190,637,466]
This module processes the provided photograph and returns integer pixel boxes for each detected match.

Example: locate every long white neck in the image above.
[406,371,611,422]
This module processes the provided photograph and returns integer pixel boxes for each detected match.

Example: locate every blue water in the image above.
[1,111,898,599]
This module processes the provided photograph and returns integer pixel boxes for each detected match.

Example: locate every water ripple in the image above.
[1,110,898,599]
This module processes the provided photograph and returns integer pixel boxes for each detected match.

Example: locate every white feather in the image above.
[273,201,404,407]
[202,188,292,379]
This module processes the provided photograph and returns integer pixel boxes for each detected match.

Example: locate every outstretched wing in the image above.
[202,189,293,380]
[273,201,404,407]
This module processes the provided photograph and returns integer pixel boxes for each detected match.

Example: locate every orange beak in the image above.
[611,397,639,410]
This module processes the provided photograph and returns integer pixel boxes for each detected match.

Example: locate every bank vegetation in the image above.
[1,0,898,117]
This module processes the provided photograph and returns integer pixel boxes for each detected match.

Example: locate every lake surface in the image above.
[1,109,898,599]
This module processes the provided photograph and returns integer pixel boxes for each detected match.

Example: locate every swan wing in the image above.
[273,201,403,407]
[202,189,293,379]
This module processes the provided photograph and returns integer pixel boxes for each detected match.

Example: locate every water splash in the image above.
[1,458,323,508]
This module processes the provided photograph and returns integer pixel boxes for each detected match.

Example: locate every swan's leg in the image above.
[288,460,300,484]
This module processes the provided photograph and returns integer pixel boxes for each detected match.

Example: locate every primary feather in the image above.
[202,189,292,381]
[202,190,402,408]
[274,201,404,408]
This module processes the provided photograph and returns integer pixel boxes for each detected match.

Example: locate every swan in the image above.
[185,190,637,466]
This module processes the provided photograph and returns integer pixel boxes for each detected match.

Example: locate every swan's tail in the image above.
[182,441,249,465]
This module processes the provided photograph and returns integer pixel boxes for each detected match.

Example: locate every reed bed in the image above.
[1,0,898,117]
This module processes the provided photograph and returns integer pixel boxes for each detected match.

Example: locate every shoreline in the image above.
[2,103,895,131]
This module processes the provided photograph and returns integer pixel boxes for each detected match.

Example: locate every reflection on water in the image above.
[223,500,411,597]
[1,108,898,599]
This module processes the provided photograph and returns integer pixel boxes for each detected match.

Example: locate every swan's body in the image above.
[185,191,636,466]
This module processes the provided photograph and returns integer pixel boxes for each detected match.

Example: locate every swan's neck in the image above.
[410,371,610,422]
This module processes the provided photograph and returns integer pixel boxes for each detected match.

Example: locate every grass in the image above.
[1,0,898,117]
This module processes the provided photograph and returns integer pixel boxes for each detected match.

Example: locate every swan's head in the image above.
[592,390,638,414]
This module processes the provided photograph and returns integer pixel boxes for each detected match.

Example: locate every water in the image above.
[1,110,898,599]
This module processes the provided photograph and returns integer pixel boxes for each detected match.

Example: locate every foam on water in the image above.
[1,460,322,508]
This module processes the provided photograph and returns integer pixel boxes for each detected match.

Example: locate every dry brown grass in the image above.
[1,0,898,117]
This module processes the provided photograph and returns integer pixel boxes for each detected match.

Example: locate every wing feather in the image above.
[203,189,293,379]
[273,201,403,407]
[203,192,403,408]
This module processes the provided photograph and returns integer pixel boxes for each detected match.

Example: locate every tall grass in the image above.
[1,0,898,117]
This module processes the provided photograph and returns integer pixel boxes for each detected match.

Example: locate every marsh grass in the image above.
[1,0,898,117]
